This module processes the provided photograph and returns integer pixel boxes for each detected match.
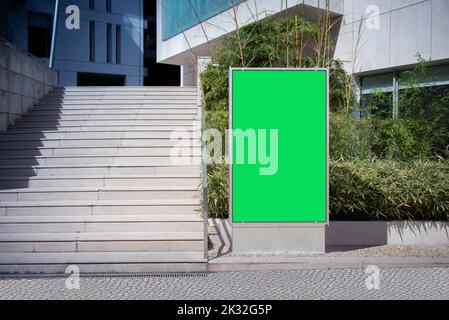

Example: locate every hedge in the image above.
[330,112,435,161]
[205,160,449,221]
[330,160,449,221]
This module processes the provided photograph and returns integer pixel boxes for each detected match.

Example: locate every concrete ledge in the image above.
[209,219,325,254]
[210,220,449,251]
[208,256,449,272]
[326,221,449,246]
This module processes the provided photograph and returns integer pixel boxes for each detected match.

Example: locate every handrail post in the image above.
[196,57,211,261]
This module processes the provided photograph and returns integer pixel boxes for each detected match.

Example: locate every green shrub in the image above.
[201,17,355,116]
[206,163,229,219]
[370,118,433,160]
[330,112,374,160]
[399,56,449,154]
[330,112,434,161]
[201,65,229,112]
[330,160,449,221]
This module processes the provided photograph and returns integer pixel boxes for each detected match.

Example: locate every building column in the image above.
[181,63,198,87]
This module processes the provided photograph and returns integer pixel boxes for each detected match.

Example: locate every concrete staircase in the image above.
[0,86,207,274]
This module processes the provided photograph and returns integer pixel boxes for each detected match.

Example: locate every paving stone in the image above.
[0,268,448,300]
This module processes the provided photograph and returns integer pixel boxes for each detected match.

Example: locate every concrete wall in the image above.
[7,0,144,86]
[0,41,58,132]
[334,0,449,75]
[210,219,449,250]
[326,221,449,246]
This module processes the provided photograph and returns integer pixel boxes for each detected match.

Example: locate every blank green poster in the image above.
[231,69,328,223]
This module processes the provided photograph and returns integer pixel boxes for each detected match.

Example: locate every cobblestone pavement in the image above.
[0,267,448,300]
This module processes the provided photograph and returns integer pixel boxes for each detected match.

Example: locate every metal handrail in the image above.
[196,57,211,261]
[49,0,60,69]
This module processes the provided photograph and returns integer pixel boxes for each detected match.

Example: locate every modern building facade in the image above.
[1,0,180,86]
[157,0,449,116]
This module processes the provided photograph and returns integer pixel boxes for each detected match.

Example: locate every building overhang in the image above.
[156,0,344,66]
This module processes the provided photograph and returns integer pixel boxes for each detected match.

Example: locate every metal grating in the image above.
[0,273,209,279]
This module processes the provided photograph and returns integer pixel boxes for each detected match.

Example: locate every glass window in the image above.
[116,25,121,64]
[162,0,242,40]
[27,12,52,58]
[107,24,112,63]
[360,64,449,149]
[360,73,394,118]
[89,21,95,62]
[398,65,449,141]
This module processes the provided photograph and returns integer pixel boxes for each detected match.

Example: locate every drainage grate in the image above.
[0,273,209,279]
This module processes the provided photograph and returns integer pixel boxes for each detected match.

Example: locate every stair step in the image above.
[0,240,204,254]
[40,95,197,99]
[0,155,201,166]
[0,175,200,188]
[34,104,198,110]
[0,186,199,201]
[44,91,196,95]
[36,101,197,107]
[0,215,204,239]
[52,87,196,92]
[27,109,197,115]
[0,146,200,157]
[13,119,196,126]
[0,219,203,232]
[0,164,201,177]
[0,138,201,149]
[0,232,203,242]
[0,215,202,223]
[0,218,203,232]
[0,199,200,216]
[0,251,206,265]
[20,114,197,121]
[9,125,195,132]
[0,131,199,140]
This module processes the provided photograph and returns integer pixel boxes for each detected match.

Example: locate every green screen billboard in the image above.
[230,68,329,223]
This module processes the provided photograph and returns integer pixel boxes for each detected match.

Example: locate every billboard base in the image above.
[232,223,325,254]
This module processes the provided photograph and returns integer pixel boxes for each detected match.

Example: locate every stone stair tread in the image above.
[0,199,199,207]
[9,125,195,131]
[0,251,206,264]
[0,174,200,180]
[0,164,201,169]
[0,137,198,142]
[1,129,196,135]
[0,215,203,223]
[0,186,199,193]
[0,155,200,160]
[18,116,197,121]
[0,232,203,242]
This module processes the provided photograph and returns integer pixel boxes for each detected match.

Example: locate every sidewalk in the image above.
[208,245,449,272]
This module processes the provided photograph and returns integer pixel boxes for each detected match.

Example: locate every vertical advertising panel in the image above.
[230,69,329,223]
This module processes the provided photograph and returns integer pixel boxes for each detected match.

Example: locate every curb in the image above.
[208,256,449,272]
